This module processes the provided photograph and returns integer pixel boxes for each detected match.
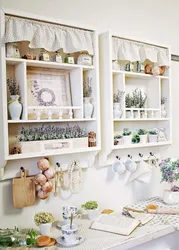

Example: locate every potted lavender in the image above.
[7,77,22,120]
[83,77,93,118]
[113,90,124,119]
[17,125,88,154]
[159,158,179,204]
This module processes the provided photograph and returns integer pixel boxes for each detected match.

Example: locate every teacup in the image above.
[63,206,78,216]
[61,224,80,243]
[62,213,82,226]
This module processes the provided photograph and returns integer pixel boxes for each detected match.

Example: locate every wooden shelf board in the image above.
[6,58,95,71]
[6,146,101,160]
[112,141,172,150]
[8,118,97,123]
[113,118,170,122]
[125,108,160,111]
[112,70,169,79]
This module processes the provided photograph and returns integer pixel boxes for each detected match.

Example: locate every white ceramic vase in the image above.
[161,104,167,118]
[148,134,158,143]
[113,103,122,119]
[123,135,132,145]
[39,222,52,235]
[87,208,99,220]
[8,95,22,120]
[163,190,179,205]
[139,134,148,144]
[83,97,93,119]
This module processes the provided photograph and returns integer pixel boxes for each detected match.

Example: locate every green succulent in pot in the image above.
[138,129,148,135]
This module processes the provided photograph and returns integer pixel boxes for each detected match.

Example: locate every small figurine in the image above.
[144,64,153,74]
[11,147,21,155]
[88,131,96,147]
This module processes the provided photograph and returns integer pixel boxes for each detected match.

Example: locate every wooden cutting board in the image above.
[12,168,35,208]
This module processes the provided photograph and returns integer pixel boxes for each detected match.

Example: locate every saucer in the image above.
[56,236,84,247]
[57,221,65,228]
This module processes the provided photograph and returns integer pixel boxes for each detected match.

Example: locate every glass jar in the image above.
[77,52,92,66]
[137,61,145,73]
[53,51,62,63]
[125,62,134,72]
[64,54,75,64]
[39,49,50,61]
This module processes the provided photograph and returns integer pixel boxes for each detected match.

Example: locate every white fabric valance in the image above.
[112,37,169,66]
[5,16,94,55]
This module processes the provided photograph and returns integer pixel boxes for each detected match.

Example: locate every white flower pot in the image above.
[123,136,132,145]
[163,190,179,205]
[83,97,94,118]
[8,95,22,120]
[126,110,132,119]
[114,138,122,145]
[139,134,148,144]
[39,222,52,235]
[87,208,99,220]
[149,134,158,143]
[113,103,122,119]
[19,137,88,153]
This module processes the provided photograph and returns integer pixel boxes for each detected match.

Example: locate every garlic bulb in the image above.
[37,189,49,200]
[43,168,55,180]
[41,181,53,193]
[36,184,42,192]
[37,158,50,171]
[34,174,47,185]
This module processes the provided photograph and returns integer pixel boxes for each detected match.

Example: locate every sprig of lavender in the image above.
[113,90,125,103]
[161,97,167,105]
[83,77,92,98]
[7,77,20,95]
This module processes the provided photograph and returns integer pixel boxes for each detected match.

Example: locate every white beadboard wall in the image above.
[0,0,179,231]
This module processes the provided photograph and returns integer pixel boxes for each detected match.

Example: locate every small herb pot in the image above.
[149,134,158,143]
[139,134,148,144]
[114,138,122,145]
[87,208,99,220]
[39,222,52,236]
[123,135,132,145]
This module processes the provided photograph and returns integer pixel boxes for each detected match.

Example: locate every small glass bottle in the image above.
[137,61,145,73]
[64,54,75,64]
[125,61,134,72]
[39,49,50,61]
[53,51,62,63]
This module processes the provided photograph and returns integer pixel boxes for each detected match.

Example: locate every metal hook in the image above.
[56,162,60,168]
[116,156,121,160]
[128,154,132,159]
[20,166,24,172]
[150,152,154,156]
[139,153,143,158]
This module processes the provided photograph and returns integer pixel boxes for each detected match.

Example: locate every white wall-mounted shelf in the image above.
[99,31,171,166]
[0,9,101,179]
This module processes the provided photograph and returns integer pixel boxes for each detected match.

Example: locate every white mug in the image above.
[62,206,78,216]
[125,158,137,172]
[112,159,125,174]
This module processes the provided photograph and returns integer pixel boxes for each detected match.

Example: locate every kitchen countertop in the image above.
[7,197,179,250]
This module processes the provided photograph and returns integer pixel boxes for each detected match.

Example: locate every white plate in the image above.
[56,236,84,247]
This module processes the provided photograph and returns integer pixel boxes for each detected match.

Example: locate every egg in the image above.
[37,158,50,171]
[41,181,53,193]
[34,174,47,185]
[43,168,55,180]
[37,189,49,200]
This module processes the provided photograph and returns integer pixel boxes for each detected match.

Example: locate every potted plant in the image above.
[148,130,158,143]
[122,129,132,145]
[7,77,22,120]
[125,93,133,119]
[114,135,122,145]
[34,212,54,235]
[18,125,88,154]
[161,97,167,118]
[159,158,179,204]
[83,77,93,118]
[81,201,99,220]
[113,90,124,119]
[138,129,148,144]
[132,134,140,144]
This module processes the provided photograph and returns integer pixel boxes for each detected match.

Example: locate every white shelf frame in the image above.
[0,9,101,179]
[99,31,172,166]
